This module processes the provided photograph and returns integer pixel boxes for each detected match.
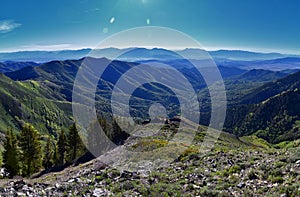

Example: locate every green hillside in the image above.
[226,71,300,143]
[0,73,72,135]
[4,58,300,145]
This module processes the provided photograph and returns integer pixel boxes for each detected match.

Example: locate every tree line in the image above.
[2,117,130,178]
[2,122,85,177]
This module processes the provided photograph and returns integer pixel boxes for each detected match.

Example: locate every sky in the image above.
[1,0,300,53]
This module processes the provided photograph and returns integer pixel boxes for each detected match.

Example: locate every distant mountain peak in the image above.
[0,47,300,62]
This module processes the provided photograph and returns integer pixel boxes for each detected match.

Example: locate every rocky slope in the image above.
[0,129,299,196]
[1,146,299,196]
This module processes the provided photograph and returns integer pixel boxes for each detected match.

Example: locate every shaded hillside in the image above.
[6,58,202,120]
[0,61,39,73]
[239,70,300,104]
[232,69,287,82]
[225,71,300,143]
[6,59,85,101]
[236,89,300,143]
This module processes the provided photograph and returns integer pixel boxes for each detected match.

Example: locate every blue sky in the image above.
[1,0,300,53]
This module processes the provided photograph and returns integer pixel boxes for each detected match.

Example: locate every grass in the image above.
[240,135,272,149]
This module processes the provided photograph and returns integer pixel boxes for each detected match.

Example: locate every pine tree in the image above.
[67,123,86,162]
[53,143,59,166]
[87,118,108,157]
[19,124,42,177]
[111,119,129,145]
[3,128,20,177]
[57,130,67,165]
[42,137,54,170]
[86,117,130,157]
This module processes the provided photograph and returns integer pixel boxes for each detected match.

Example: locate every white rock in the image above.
[55,183,60,188]
[22,185,29,191]
[93,188,105,197]
[16,192,26,196]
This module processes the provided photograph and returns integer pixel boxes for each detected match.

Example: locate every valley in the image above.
[0,48,299,196]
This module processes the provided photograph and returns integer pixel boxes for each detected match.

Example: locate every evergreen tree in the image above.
[87,118,109,157]
[42,137,54,170]
[67,123,85,162]
[19,124,42,177]
[111,119,129,145]
[53,143,59,166]
[3,128,20,177]
[57,130,67,165]
[86,117,130,157]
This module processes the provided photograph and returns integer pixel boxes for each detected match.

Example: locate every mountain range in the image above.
[1,47,300,65]
[0,49,300,197]
[0,54,299,145]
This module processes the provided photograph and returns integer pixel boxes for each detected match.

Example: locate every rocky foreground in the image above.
[0,146,299,197]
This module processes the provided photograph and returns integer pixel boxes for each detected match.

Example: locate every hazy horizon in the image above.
[1,46,300,56]
[1,1,300,55]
